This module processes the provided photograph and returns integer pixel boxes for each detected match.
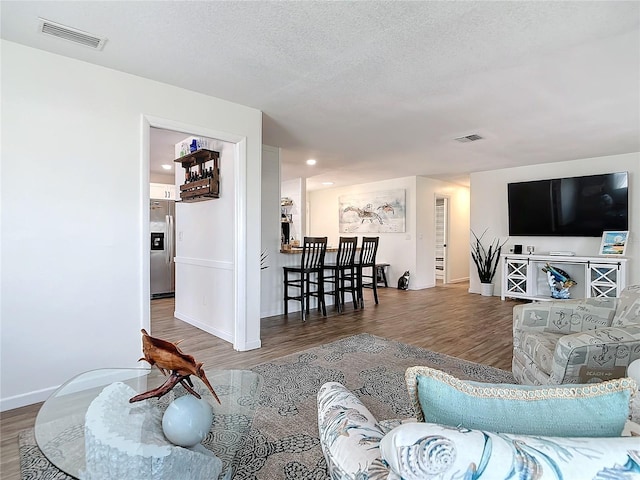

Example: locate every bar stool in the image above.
[356,236,379,307]
[323,237,359,312]
[283,236,328,321]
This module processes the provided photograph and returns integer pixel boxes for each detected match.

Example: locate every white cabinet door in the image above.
[588,262,626,298]
[150,183,176,200]
[502,257,531,300]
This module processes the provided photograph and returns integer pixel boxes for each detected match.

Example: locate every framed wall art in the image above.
[599,231,629,256]
[339,189,406,233]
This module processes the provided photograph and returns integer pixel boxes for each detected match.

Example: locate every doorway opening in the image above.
[435,196,449,284]
[143,115,255,351]
[149,127,190,301]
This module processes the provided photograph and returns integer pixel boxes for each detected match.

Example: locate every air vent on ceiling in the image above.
[38,18,106,50]
[454,134,483,143]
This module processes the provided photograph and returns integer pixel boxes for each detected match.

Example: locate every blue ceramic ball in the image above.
[162,395,213,447]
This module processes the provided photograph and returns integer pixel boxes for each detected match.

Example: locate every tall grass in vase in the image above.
[471,230,507,296]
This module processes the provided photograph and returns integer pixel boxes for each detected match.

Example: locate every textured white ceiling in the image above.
[2,1,639,189]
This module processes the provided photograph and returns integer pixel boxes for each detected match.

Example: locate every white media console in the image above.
[500,253,628,301]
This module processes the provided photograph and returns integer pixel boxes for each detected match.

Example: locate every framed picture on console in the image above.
[599,231,629,256]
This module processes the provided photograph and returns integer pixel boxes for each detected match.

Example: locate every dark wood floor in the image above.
[0,282,521,479]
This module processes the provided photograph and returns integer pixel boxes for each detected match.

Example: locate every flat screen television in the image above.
[507,171,628,237]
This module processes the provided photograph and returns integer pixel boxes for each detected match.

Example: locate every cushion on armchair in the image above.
[550,325,640,383]
[516,299,617,334]
[518,330,562,375]
[405,366,636,437]
[379,422,640,480]
[612,284,640,327]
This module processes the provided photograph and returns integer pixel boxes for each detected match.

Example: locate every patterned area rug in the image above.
[19,333,515,479]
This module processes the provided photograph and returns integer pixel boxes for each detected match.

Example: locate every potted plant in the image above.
[471,229,507,296]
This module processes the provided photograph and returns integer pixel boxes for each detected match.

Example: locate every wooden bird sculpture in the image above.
[129,329,221,404]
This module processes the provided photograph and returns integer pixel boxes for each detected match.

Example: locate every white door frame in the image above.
[435,195,450,284]
[140,114,250,351]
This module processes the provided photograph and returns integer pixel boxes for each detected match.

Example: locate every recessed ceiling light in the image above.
[322,182,334,186]
[161,164,172,170]
[306,159,316,165]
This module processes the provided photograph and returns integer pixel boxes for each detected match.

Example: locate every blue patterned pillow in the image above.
[405,366,636,437]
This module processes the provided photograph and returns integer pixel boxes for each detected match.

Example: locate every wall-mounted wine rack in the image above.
[174,149,220,202]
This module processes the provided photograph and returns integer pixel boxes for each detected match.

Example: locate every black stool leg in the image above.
[318,270,327,317]
[337,268,344,313]
[301,272,307,321]
[372,280,379,304]
[374,265,387,287]
[357,265,364,308]
[332,268,341,313]
[350,267,358,309]
[371,266,379,304]
[284,270,289,315]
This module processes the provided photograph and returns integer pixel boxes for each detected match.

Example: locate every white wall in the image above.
[308,176,469,290]
[309,177,417,288]
[416,177,470,286]
[173,137,238,343]
[470,152,639,296]
[0,41,262,410]
[261,146,282,318]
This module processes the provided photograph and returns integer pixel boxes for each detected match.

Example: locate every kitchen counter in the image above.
[280,247,340,254]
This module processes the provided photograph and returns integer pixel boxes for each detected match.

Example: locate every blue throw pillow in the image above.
[405,366,635,437]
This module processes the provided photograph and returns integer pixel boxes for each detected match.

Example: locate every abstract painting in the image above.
[339,189,406,233]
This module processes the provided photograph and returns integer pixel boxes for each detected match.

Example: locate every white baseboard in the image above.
[447,276,470,284]
[174,310,234,344]
[408,282,435,290]
[236,339,261,351]
[261,308,283,318]
[1,385,57,412]
[175,311,262,351]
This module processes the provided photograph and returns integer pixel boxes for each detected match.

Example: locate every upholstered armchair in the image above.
[513,285,640,385]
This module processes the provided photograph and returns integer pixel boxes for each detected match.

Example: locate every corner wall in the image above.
[0,41,262,410]
[260,146,283,318]
[470,152,639,296]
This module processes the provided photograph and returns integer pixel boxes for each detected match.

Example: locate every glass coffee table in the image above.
[35,368,262,479]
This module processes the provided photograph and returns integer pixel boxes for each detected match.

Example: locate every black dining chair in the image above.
[323,237,359,312]
[357,236,380,307]
[283,236,328,321]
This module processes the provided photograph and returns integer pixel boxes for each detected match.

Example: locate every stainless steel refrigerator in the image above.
[150,199,175,298]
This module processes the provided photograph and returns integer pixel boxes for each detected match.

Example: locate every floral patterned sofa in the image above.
[513,285,640,385]
[317,375,640,479]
